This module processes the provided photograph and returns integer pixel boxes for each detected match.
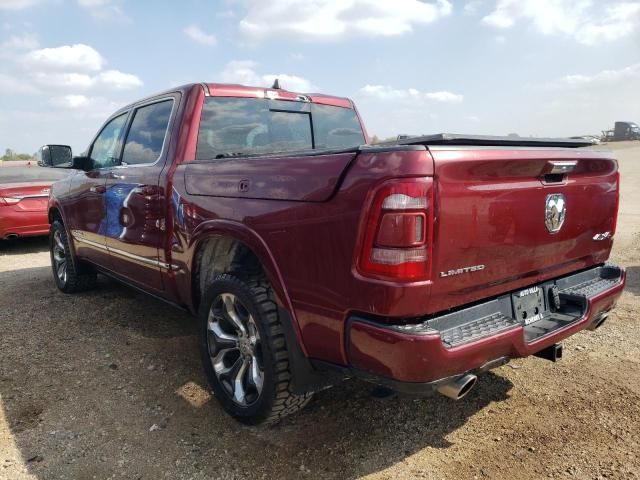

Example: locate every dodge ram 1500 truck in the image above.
[43,83,626,424]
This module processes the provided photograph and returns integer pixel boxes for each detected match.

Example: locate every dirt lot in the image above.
[1,143,639,480]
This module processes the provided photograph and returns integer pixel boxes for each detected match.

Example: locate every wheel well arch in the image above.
[191,235,266,312]
[48,206,63,224]
[190,233,336,394]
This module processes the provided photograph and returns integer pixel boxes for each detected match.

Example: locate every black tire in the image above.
[49,220,97,293]
[199,273,312,425]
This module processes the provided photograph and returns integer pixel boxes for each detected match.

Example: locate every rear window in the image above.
[0,166,72,184]
[196,98,364,160]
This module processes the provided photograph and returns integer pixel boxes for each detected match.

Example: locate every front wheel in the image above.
[49,220,97,293]
[199,273,312,425]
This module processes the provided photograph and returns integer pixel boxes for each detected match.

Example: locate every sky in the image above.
[0,0,639,154]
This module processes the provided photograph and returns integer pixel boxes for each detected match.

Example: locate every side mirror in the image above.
[37,145,73,168]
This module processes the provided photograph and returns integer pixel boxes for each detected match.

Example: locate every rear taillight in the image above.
[356,178,433,281]
[0,197,20,205]
[612,170,620,235]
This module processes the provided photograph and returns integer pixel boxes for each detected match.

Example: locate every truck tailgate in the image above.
[428,147,618,311]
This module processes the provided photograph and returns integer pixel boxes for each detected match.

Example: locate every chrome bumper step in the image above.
[393,264,624,348]
[441,312,518,347]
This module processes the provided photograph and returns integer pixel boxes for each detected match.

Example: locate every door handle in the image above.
[90,185,106,194]
[108,172,125,180]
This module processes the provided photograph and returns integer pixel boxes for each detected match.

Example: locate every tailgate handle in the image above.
[545,161,577,174]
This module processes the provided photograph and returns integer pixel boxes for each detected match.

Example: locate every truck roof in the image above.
[204,83,354,108]
[112,83,355,117]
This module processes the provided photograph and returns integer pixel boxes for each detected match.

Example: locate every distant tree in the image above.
[1,149,35,161]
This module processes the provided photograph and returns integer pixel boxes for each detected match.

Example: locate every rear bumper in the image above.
[0,209,49,239]
[347,264,626,393]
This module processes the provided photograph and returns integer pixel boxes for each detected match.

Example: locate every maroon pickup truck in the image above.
[43,83,626,424]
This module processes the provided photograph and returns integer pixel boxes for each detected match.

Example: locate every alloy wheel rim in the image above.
[52,230,68,284]
[207,292,264,406]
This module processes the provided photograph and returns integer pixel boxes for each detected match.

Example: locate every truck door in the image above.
[64,112,129,268]
[103,97,176,294]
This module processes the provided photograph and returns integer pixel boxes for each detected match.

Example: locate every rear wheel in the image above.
[49,220,97,293]
[199,273,312,425]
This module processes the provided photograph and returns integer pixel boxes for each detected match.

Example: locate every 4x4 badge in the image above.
[545,193,566,233]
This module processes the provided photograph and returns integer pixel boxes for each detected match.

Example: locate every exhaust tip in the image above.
[588,312,609,331]
[437,374,477,400]
[3,234,19,241]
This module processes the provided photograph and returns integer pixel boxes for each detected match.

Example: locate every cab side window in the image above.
[89,113,128,169]
[121,100,173,165]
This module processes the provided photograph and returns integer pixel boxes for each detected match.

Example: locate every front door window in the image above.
[89,113,128,169]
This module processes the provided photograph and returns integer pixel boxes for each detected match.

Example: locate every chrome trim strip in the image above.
[13,193,50,199]
[548,160,578,174]
[108,245,177,270]
[71,230,178,270]
[71,231,105,251]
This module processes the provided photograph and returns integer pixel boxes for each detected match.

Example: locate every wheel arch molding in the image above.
[188,219,304,350]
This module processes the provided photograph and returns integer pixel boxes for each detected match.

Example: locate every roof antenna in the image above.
[271,78,281,90]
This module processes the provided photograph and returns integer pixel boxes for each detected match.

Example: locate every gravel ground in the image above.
[1,143,639,480]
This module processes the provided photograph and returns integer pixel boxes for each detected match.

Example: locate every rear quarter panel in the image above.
[170,147,435,364]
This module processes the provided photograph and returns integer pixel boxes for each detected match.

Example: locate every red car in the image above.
[0,164,70,240]
[43,83,625,425]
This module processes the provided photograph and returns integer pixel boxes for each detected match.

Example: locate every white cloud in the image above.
[75,0,129,22]
[0,0,39,9]
[32,72,95,89]
[482,0,640,45]
[76,0,109,6]
[47,95,121,115]
[424,91,464,103]
[0,41,142,99]
[548,63,640,88]
[464,0,484,15]
[184,25,217,46]
[27,69,142,90]
[49,94,91,109]
[219,60,261,85]
[24,44,105,72]
[0,73,40,94]
[0,33,38,50]
[237,0,452,41]
[97,69,143,89]
[218,60,315,92]
[360,85,463,103]
[356,84,466,139]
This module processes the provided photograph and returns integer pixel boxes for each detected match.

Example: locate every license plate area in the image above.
[512,286,546,326]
